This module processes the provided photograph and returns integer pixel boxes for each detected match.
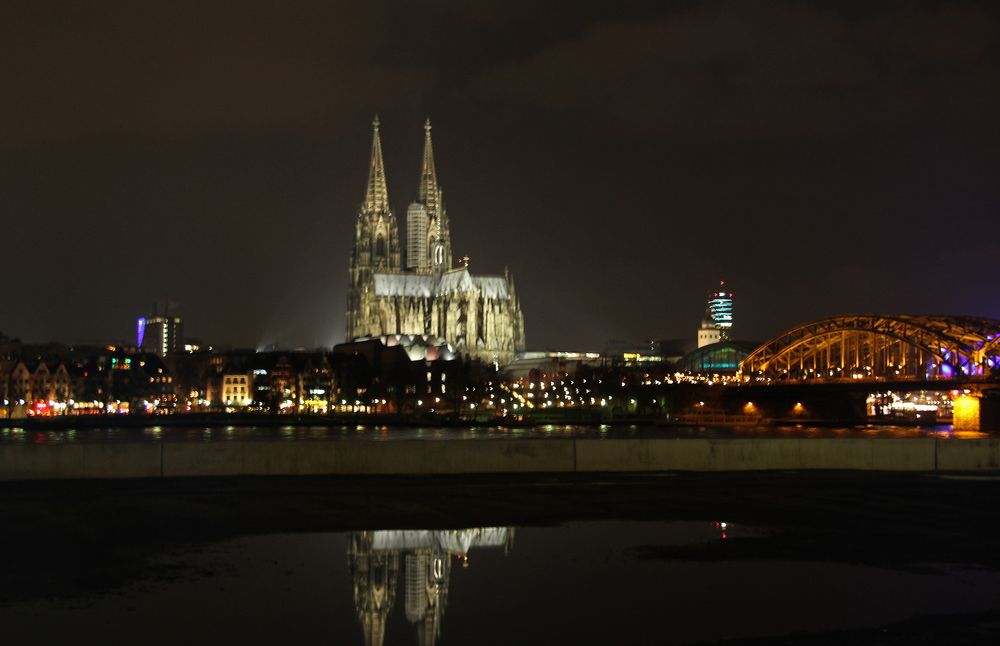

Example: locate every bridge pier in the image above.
[952,392,981,432]
[977,389,1000,433]
[950,389,1000,433]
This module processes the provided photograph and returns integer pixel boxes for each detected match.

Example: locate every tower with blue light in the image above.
[137,304,183,357]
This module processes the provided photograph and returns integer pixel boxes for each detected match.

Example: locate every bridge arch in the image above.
[740,315,1000,382]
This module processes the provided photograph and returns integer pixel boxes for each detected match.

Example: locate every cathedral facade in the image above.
[346,117,525,365]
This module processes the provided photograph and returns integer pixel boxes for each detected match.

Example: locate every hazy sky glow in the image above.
[3,1,999,349]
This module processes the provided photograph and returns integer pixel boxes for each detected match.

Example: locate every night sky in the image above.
[3,1,999,350]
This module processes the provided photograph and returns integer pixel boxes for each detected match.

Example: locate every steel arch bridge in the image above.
[740,315,1000,383]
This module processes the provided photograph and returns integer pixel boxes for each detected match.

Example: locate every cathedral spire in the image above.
[364,115,390,213]
[418,118,440,214]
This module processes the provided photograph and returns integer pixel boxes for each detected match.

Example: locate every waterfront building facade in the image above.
[221,372,253,407]
[346,118,525,366]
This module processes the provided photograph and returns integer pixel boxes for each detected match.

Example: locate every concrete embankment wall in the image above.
[2,438,1000,481]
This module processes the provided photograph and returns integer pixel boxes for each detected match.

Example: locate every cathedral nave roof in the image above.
[372,267,511,300]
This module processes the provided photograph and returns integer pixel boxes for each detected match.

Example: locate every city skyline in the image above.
[2,1,999,350]
[4,6,1000,644]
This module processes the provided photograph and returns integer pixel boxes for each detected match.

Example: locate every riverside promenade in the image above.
[2,436,1000,481]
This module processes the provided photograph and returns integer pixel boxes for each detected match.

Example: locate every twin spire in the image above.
[363,116,440,215]
[363,115,390,214]
[418,119,441,215]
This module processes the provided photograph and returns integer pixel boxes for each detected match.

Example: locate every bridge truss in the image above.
[740,315,1000,382]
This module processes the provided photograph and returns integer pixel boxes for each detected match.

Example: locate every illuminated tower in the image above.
[707,281,734,339]
[347,116,402,339]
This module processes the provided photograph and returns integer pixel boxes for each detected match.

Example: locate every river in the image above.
[0,422,986,445]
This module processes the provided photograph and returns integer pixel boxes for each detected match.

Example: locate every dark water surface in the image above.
[4,473,1000,644]
[0,422,984,444]
[5,521,1000,645]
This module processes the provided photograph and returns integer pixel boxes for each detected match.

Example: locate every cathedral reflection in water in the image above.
[348,527,515,645]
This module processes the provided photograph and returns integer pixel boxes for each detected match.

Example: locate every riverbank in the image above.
[2,436,999,480]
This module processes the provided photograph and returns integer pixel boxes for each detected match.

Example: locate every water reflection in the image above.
[0,423,984,444]
[348,527,514,646]
[5,519,1000,644]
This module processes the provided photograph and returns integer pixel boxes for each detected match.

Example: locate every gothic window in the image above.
[477,301,485,343]
[375,234,386,259]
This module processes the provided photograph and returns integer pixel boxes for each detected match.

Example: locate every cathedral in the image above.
[346,117,525,365]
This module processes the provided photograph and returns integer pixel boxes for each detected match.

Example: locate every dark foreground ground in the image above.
[3,471,1000,644]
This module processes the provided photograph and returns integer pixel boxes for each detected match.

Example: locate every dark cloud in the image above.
[862,4,998,62]
[472,1,1000,139]
[1,1,999,350]
[1,1,430,143]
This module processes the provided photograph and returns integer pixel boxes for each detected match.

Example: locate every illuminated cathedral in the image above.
[346,117,525,365]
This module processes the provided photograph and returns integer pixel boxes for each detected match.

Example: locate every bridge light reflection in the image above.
[867,391,956,424]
